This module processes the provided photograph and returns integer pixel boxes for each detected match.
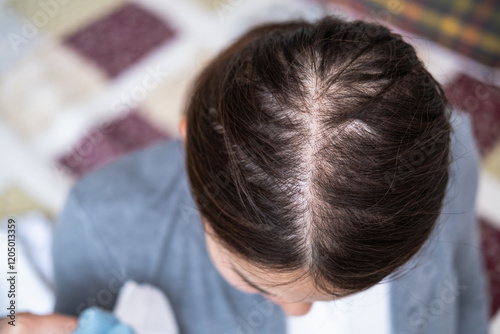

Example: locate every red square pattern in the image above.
[65,3,177,78]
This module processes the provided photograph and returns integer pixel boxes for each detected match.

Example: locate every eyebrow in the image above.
[228,259,278,297]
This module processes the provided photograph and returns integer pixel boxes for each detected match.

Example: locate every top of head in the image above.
[182,15,451,298]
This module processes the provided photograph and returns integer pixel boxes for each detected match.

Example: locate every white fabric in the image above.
[287,278,391,334]
[112,278,390,334]
[113,280,179,334]
[103,267,391,334]
[0,212,55,316]
[15,211,55,286]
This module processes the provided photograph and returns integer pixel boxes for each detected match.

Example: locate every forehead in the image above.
[203,220,340,302]
[236,259,336,302]
[224,245,337,302]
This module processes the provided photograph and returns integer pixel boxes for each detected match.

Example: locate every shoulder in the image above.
[72,137,185,204]
[69,138,186,219]
[53,137,201,277]
[431,109,480,250]
[57,137,194,255]
[448,109,480,210]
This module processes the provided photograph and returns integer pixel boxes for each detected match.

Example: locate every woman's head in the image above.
[180,15,451,315]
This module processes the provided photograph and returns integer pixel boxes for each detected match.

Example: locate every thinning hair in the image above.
[183,15,451,298]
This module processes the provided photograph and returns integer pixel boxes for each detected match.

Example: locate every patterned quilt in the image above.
[0,0,499,330]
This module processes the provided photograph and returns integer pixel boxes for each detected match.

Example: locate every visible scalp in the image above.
[184,15,451,297]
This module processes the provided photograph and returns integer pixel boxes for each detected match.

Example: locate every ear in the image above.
[178,116,187,142]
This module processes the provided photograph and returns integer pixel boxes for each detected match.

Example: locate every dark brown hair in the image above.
[183,15,451,299]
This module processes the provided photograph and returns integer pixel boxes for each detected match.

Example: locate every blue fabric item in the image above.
[72,307,135,334]
[52,110,489,334]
